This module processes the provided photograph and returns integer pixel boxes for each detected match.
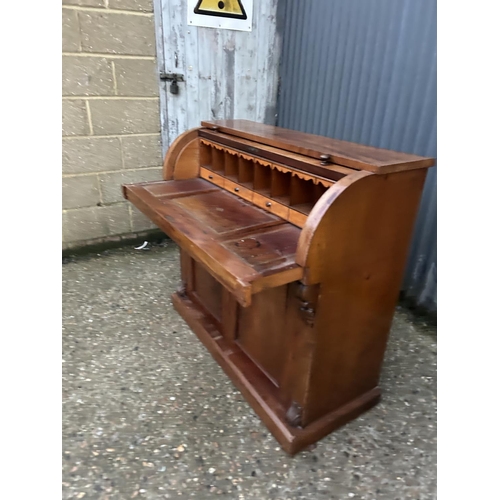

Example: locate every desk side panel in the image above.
[163,127,201,180]
[296,169,428,424]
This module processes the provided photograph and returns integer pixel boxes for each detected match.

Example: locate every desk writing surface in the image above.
[171,190,276,236]
[123,178,303,305]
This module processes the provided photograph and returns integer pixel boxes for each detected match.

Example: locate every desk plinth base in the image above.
[171,291,381,455]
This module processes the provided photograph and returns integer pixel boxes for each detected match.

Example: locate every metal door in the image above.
[276,0,437,312]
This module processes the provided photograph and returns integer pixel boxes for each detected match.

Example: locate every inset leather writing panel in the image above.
[142,178,214,198]
[223,225,300,272]
[171,189,280,236]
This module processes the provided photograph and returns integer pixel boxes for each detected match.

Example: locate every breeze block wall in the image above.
[62,0,163,250]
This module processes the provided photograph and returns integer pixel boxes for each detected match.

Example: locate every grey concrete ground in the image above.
[62,242,437,500]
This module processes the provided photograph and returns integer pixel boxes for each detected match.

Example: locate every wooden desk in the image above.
[123,119,435,454]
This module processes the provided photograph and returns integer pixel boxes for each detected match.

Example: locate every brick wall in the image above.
[62,0,163,250]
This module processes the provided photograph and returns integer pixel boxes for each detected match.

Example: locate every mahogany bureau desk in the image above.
[122,119,435,454]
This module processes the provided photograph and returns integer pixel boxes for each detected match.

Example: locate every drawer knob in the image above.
[320,153,331,166]
[266,202,272,207]
[234,187,240,192]
[208,175,213,179]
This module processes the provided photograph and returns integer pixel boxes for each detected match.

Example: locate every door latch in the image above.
[159,72,184,95]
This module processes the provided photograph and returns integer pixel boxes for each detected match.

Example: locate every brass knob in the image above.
[320,154,331,166]
[266,202,272,207]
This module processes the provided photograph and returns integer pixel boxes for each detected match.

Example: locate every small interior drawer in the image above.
[200,167,224,187]
[253,192,289,219]
[288,209,308,228]
[224,178,253,202]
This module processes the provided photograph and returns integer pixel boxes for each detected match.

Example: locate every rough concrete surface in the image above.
[62,243,437,500]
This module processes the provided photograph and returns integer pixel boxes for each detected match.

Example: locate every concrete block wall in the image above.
[62,0,163,250]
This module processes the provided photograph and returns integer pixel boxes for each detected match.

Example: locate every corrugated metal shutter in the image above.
[277,0,437,312]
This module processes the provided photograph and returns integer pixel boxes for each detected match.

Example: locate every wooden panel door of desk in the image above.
[180,249,238,344]
[191,260,223,327]
[180,249,223,326]
[236,285,290,389]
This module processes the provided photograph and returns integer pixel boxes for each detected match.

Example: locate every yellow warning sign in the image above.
[194,0,247,20]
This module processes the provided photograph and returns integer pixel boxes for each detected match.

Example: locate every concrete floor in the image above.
[62,242,437,500]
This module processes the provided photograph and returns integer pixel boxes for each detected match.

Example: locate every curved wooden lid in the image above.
[201,119,435,174]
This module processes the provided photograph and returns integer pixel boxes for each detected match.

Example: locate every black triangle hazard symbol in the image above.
[194,0,247,20]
